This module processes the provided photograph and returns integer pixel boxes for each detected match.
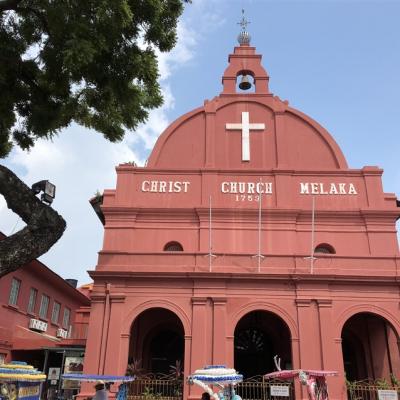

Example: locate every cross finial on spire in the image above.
[237,9,250,31]
[237,9,251,45]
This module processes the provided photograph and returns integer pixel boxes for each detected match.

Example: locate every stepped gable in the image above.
[147,43,347,170]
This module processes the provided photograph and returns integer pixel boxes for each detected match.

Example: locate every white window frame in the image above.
[39,294,50,319]
[51,301,61,324]
[27,288,38,314]
[62,307,71,329]
[8,278,21,306]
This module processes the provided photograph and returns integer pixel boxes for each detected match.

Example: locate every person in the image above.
[201,392,210,400]
[93,381,108,400]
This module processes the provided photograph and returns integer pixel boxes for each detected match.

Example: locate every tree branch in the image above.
[0,164,66,277]
[0,0,23,12]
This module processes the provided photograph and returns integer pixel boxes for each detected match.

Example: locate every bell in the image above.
[239,75,252,90]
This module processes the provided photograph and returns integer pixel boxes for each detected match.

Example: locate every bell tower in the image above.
[222,10,270,95]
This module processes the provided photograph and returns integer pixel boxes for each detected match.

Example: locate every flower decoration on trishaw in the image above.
[264,356,338,400]
[187,365,243,400]
[0,361,46,400]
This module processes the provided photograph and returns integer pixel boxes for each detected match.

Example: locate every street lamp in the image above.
[31,180,56,205]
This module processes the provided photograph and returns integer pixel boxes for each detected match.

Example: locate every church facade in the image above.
[83,31,400,400]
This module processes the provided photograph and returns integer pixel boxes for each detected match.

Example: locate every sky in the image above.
[1,0,399,285]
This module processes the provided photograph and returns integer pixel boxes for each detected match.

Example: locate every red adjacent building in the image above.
[0,232,90,382]
[83,30,399,400]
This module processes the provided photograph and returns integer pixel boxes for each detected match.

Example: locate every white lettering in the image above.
[173,181,181,192]
[329,183,338,195]
[300,182,358,195]
[247,182,255,194]
[140,180,191,194]
[150,181,158,192]
[230,182,238,193]
[348,183,357,195]
[311,183,319,195]
[220,181,273,195]
[319,183,328,195]
[141,179,358,196]
[141,181,150,192]
[182,182,190,193]
[300,183,309,194]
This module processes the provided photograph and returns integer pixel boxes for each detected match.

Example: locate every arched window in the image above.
[314,243,336,254]
[163,242,183,251]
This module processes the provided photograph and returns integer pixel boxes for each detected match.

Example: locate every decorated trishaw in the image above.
[264,357,338,400]
[61,374,135,400]
[0,362,46,400]
[187,365,243,400]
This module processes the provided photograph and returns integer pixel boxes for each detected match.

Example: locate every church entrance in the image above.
[127,308,184,400]
[234,311,294,400]
[234,310,292,378]
[341,312,400,390]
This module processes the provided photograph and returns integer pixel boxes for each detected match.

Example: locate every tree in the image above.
[0,0,189,277]
[0,165,66,277]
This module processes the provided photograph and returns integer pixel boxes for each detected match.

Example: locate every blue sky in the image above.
[1,0,399,285]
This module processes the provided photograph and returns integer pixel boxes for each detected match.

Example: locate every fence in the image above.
[347,381,400,400]
[127,374,183,400]
[235,376,294,400]
[126,374,293,400]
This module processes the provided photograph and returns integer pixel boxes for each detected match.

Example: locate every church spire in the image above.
[237,9,251,46]
[221,11,269,94]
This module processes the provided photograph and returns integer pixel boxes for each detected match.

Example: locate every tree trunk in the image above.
[0,164,66,277]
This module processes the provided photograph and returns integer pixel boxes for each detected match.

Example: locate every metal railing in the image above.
[235,376,294,400]
[126,375,294,400]
[347,380,400,400]
[127,374,183,400]
[126,375,400,400]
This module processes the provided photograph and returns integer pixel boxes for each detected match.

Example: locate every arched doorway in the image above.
[234,310,292,378]
[147,330,183,374]
[128,308,184,375]
[341,312,400,383]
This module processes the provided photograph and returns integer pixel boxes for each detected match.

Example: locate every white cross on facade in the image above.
[226,111,265,161]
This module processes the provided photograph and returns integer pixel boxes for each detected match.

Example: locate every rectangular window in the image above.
[39,295,50,319]
[62,307,71,329]
[8,278,21,306]
[51,301,61,324]
[27,288,38,314]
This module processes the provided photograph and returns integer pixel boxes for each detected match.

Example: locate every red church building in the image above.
[83,26,400,400]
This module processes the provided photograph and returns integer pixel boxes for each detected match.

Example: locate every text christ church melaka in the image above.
[83,22,400,400]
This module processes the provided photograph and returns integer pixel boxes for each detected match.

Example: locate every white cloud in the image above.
[157,21,198,81]
[127,85,175,157]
